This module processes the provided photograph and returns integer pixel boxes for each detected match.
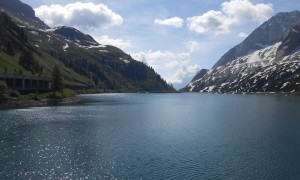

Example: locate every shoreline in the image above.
[0,96,82,109]
[1,92,299,109]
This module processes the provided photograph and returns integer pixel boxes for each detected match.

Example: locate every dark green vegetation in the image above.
[0,0,175,101]
[0,80,9,102]
[51,65,63,96]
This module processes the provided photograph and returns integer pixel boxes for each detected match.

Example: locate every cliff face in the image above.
[276,23,300,59]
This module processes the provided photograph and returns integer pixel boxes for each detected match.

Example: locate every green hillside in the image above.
[0,9,175,93]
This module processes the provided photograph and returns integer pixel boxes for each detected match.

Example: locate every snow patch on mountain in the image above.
[76,44,106,49]
[29,31,38,35]
[63,43,69,51]
[120,58,130,64]
[99,50,109,53]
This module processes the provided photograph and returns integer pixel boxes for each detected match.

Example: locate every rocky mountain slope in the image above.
[0,0,175,92]
[214,11,300,68]
[184,11,300,93]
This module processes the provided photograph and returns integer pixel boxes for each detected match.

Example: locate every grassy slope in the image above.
[0,49,93,86]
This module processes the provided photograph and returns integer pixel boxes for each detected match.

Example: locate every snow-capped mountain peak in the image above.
[184,16,300,94]
[213,10,300,68]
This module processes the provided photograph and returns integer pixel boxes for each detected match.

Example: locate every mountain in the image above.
[0,11,28,54]
[180,69,208,92]
[213,11,300,68]
[52,26,99,47]
[190,69,208,82]
[0,0,48,29]
[0,0,175,93]
[185,11,300,93]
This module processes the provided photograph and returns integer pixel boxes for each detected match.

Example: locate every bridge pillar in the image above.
[22,79,25,89]
[13,77,16,89]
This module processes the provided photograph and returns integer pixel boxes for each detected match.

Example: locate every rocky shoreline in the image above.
[0,96,82,109]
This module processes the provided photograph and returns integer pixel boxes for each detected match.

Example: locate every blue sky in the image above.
[22,0,300,89]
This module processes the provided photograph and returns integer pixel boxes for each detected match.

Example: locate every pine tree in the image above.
[19,50,39,73]
[19,29,27,43]
[51,65,63,96]
[6,41,15,56]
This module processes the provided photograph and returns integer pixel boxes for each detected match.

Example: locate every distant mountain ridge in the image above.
[0,0,175,93]
[51,26,100,47]
[184,11,300,93]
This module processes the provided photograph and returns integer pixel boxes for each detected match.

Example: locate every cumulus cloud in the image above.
[187,0,273,35]
[187,10,229,34]
[35,2,123,30]
[222,0,273,23]
[154,17,184,28]
[186,41,200,53]
[132,50,200,84]
[95,35,131,49]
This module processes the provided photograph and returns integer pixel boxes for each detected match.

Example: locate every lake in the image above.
[1,93,300,179]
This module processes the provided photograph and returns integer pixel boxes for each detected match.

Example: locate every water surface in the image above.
[1,93,300,179]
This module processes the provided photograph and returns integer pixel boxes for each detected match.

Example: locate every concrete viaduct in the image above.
[0,74,51,92]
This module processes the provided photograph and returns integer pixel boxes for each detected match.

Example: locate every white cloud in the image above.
[132,50,189,70]
[167,65,201,84]
[187,10,230,34]
[222,0,273,23]
[35,2,123,30]
[186,41,200,53]
[238,32,248,38]
[187,0,273,35]
[95,35,131,49]
[132,50,200,84]
[165,61,179,69]
[154,17,184,28]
